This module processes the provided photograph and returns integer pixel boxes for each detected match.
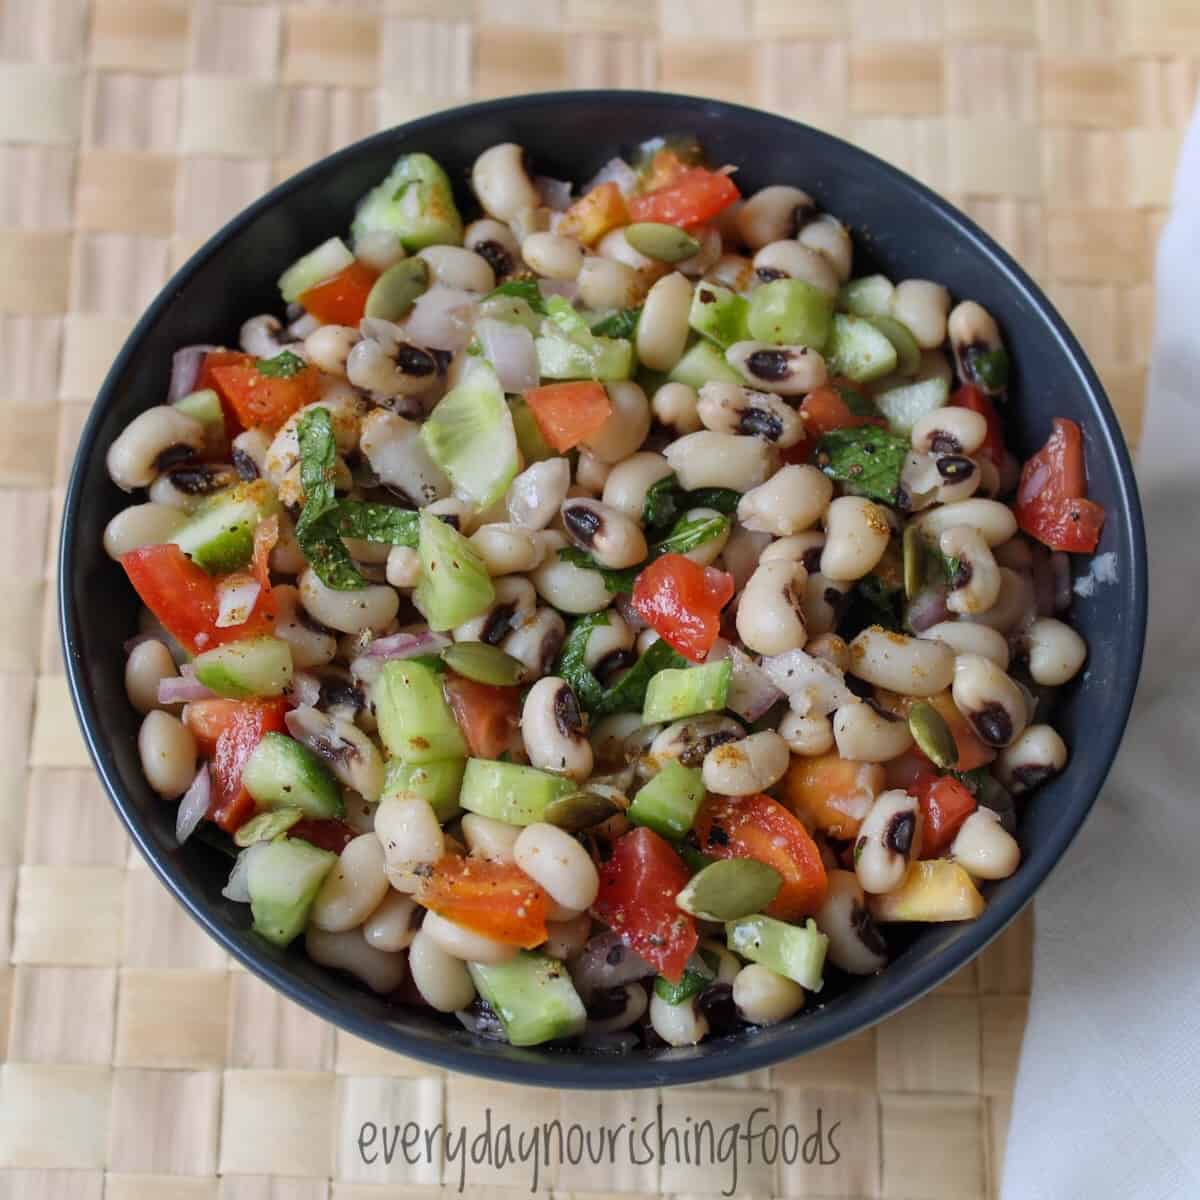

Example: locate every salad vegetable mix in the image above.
[106,135,1102,1049]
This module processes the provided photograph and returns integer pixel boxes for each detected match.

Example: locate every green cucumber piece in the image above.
[241,732,344,818]
[421,361,519,510]
[278,236,355,304]
[688,282,752,349]
[866,315,920,377]
[534,332,634,381]
[412,508,494,633]
[544,294,591,338]
[824,313,899,383]
[653,949,717,1004]
[839,274,895,318]
[192,636,294,699]
[747,278,834,349]
[467,952,587,1046]
[351,152,463,252]
[667,339,745,388]
[725,915,829,990]
[480,295,542,333]
[246,836,337,947]
[372,658,468,764]
[642,659,731,724]
[873,376,950,436]
[381,758,466,822]
[169,480,278,574]
[458,759,575,826]
[173,388,223,427]
[628,760,705,840]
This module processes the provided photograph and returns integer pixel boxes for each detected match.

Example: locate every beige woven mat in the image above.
[0,0,1189,1196]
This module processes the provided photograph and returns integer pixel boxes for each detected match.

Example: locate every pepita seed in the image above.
[624,223,701,264]
[542,789,620,832]
[441,641,526,687]
[902,523,924,599]
[907,701,958,768]
[234,807,304,847]
[364,258,430,322]
[675,858,782,922]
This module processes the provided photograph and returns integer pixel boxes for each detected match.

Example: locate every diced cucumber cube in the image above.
[642,659,731,724]
[372,658,468,764]
[839,274,895,319]
[246,836,337,947]
[688,283,752,349]
[534,332,634,381]
[173,388,224,427]
[628,760,705,840]
[865,315,920,377]
[873,376,950,436]
[351,153,463,252]
[747,279,834,349]
[468,952,587,1046]
[241,732,344,819]
[381,758,466,822]
[824,313,899,383]
[412,509,494,633]
[667,339,746,389]
[192,636,294,699]
[169,480,278,575]
[458,759,575,826]
[278,236,355,304]
[725,914,828,990]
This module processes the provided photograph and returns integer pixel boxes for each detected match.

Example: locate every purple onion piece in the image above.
[286,670,322,709]
[168,344,217,403]
[175,764,212,844]
[365,630,450,660]
[158,675,216,704]
[569,931,656,998]
[582,156,637,197]
[614,592,649,633]
[905,585,950,633]
[535,175,573,212]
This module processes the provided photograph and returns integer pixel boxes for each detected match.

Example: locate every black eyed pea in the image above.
[385,545,422,590]
[932,454,981,505]
[272,584,337,669]
[428,495,479,534]
[701,730,791,795]
[469,522,546,576]
[508,456,571,530]
[735,185,818,250]
[408,926,478,1011]
[737,464,834,536]
[994,723,1068,794]
[636,271,693,372]
[697,382,806,448]
[899,450,942,514]
[239,313,290,357]
[814,870,889,975]
[720,526,774,592]
[125,639,179,715]
[501,605,566,683]
[285,704,385,801]
[463,218,521,280]
[453,576,538,645]
[752,240,839,296]
[587,983,650,1034]
[582,381,651,464]
[820,496,892,582]
[577,255,640,310]
[911,406,989,457]
[854,788,921,895]
[916,498,1018,547]
[107,406,207,492]
[574,449,612,496]
[679,506,731,568]
[952,654,1029,748]
[561,497,648,570]
[360,409,451,507]
[732,963,806,1026]
[309,833,390,933]
[362,890,419,952]
[649,714,745,771]
[761,530,826,571]
[891,279,951,350]
[602,451,674,520]
[232,428,271,480]
[834,700,915,763]
[347,334,445,399]
[471,142,539,221]
[353,227,406,272]
[508,204,552,244]
[848,626,956,697]
[649,991,709,1047]
[961,567,1035,636]
[918,620,1010,668]
[940,526,1002,615]
[726,340,828,396]
[591,713,655,774]
[137,710,197,798]
[103,503,186,560]
[542,911,593,961]
[520,232,584,282]
[704,252,756,293]
[796,214,852,283]
[736,559,808,655]
[676,225,723,277]
[1022,617,1087,686]
[148,462,241,512]
[374,794,445,893]
[304,927,407,994]
[651,381,702,436]
[304,323,359,376]
[801,572,850,639]
[461,812,521,864]
[422,909,518,965]
[663,431,775,492]
[950,808,1021,880]
[531,531,612,614]
[778,709,835,756]
[418,244,496,293]
[583,610,635,673]
[514,821,601,912]
[522,676,594,782]
[948,300,1006,395]
[299,566,399,635]
[805,631,851,673]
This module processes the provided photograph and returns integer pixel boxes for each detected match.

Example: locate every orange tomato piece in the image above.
[209,357,322,434]
[523,381,612,453]
[779,753,886,842]
[1015,417,1105,553]
[912,774,977,859]
[298,260,378,326]
[442,673,521,760]
[557,182,630,247]
[417,857,549,948]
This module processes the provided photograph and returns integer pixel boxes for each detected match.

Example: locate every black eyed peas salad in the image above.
[107,135,1105,1049]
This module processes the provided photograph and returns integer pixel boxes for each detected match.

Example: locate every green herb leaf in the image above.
[333,502,420,546]
[964,346,1009,393]
[854,573,901,632]
[256,349,307,378]
[642,474,681,532]
[653,513,729,558]
[941,552,962,583]
[951,766,991,795]
[815,425,911,505]
[590,306,642,339]
[556,612,610,713]
[295,407,366,591]
[653,969,710,1005]
[544,294,590,338]
[484,277,546,314]
[683,487,741,515]
[556,547,639,595]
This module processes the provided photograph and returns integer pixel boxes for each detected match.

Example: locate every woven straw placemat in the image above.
[0,1,1187,1196]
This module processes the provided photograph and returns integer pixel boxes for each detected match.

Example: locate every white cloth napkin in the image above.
[1001,97,1200,1199]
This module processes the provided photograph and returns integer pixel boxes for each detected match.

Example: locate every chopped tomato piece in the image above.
[418,856,549,948]
[208,356,322,435]
[289,817,358,855]
[695,792,828,919]
[443,673,521,760]
[800,383,883,438]
[556,182,629,247]
[912,774,977,859]
[183,698,289,832]
[631,553,734,663]
[638,148,692,193]
[884,746,936,792]
[780,753,885,841]
[1016,417,1105,553]
[592,827,697,983]
[950,384,1005,468]
[298,260,378,326]
[626,168,740,229]
[523,381,612,453]
[121,543,276,656]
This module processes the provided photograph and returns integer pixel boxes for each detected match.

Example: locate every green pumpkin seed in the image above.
[440,642,525,687]
[907,701,958,768]
[675,858,782,922]
[902,522,925,599]
[233,807,304,847]
[543,789,620,833]
[364,258,429,322]
[624,222,701,264]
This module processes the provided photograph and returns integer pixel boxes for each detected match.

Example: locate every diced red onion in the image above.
[215,573,261,629]
[350,629,450,685]
[709,638,783,721]
[222,842,266,903]
[583,156,637,197]
[570,932,656,998]
[1051,552,1072,612]
[475,318,539,394]
[614,593,649,633]
[287,670,322,709]
[402,285,479,352]
[538,278,578,303]
[158,674,216,704]
[905,585,951,633]
[168,344,216,403]
[535,175,573,212]
[175,764,212,844]
[760,648,855,717]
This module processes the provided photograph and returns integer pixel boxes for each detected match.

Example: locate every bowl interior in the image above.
[61,91,1146,1088]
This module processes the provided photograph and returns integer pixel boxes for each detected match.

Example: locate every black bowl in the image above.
[60,91,1147,1088]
